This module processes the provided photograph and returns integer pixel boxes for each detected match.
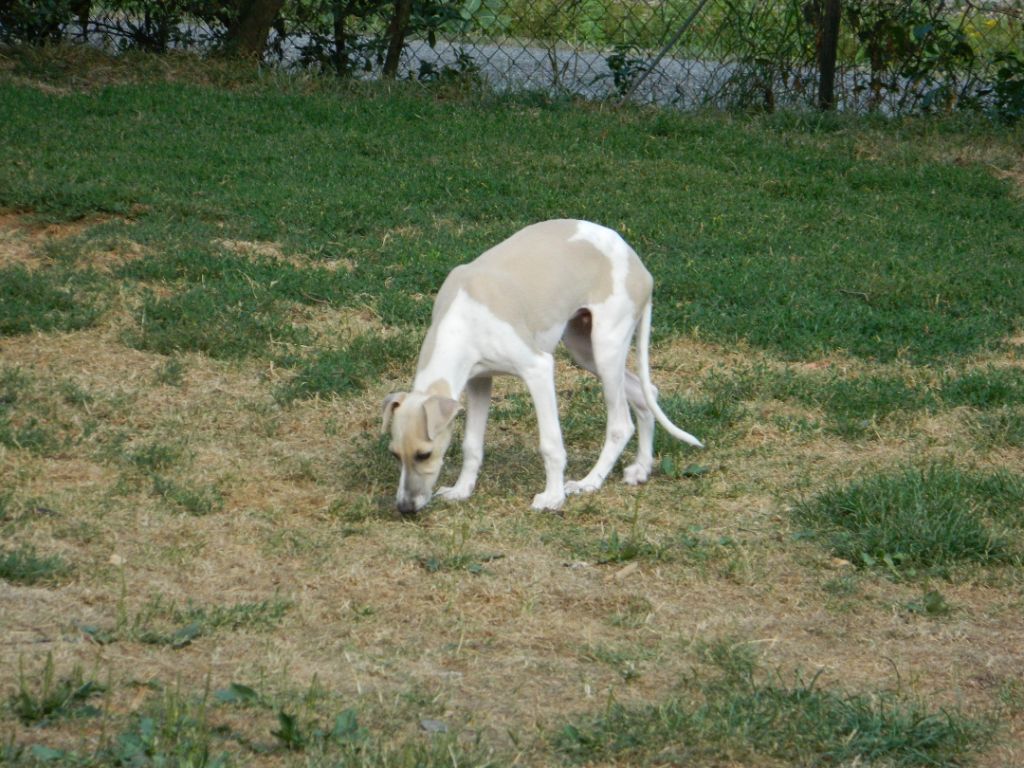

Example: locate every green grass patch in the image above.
[941,366,1024,409]
[1,77,1021,364]
[552,502,669,565]
[275,333,419,403]
[902,589,955,618]
[128,284,309,359]
[150,474,224,516]
[579,644,651,682]
[555,639,988,766]
[702,364,1024,439]
[0,266,102,337]
[818,375,932,438]
[0,413,62,455]
[703,366,933,436]
[9,676,495,767]
[415,551,504,574]
[154,356,186,387]
[655,392,745,449]
[0,365,30,404]
[970,406,1024,448]
[0,367,64,454]
[0,367,69,456]
[794,464,1024,577]
[125,440,188,472]
[0,544,72,585]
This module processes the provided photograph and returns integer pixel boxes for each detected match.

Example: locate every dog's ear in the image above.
[381,392,407,434]
[423,396,462,440]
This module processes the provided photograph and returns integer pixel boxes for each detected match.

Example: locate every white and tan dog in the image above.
[382,219,702,515]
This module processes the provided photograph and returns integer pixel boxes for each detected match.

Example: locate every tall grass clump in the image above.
[794,464,1024,576]
[9,653,104,725]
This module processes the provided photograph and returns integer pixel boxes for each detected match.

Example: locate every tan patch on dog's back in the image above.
[424,220,651,358]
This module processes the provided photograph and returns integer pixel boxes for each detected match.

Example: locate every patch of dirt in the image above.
[991,162,1024,194]
[213,238,355,273]
[0,210,142,272]
[83,239,147,273]
[0,225,41,270]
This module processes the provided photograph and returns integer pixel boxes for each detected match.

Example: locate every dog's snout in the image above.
[397,498,418,517]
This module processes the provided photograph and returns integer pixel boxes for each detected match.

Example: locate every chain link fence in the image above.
[3,1,1023,116]
[392,0,1024,114]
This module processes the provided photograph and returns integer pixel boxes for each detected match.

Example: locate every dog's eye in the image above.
[414,450,432,462]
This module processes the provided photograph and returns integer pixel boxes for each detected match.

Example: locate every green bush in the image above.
[0,0,80,44]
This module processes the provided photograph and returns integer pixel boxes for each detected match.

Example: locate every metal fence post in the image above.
[620,0,713,104]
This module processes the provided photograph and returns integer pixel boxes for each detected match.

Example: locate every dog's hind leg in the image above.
[564,311,636,496]
[623,371,655,485]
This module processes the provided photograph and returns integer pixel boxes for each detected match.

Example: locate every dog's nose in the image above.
[397,499,418,518]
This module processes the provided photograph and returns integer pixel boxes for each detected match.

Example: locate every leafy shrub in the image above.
[991,51,1024,121]
[0,0,81,44]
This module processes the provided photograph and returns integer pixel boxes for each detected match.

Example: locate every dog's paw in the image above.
[565,478,601,495]
[531,490,565,511]
[622,463,650,486]
[436,484,473,502]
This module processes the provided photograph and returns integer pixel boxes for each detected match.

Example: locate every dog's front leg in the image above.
[522,354,567,511]
[436,375,492,502]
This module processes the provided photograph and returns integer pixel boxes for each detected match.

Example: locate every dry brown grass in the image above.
[849,123,1024,198]
[0,211,144,273]
[2,259,1023,765]
[0,44,270,94]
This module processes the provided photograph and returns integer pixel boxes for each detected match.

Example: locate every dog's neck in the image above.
[414,377,456,399]
[412,350,469,400]
[411,316,484,399]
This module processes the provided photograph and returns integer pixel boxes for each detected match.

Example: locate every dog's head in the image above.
[381,391,462,516]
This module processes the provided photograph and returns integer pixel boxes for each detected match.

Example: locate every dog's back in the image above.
[432,220,652,350]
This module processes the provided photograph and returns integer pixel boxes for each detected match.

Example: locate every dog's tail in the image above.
[637,301,704,448]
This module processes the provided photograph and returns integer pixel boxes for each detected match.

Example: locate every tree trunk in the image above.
[382,0,413,79]
[817,0,841,110]
[332,1,348,76]
[224,0,286,59]
[71,0,90,40]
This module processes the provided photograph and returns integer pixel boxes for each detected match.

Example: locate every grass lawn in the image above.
[1,46,1023,767]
